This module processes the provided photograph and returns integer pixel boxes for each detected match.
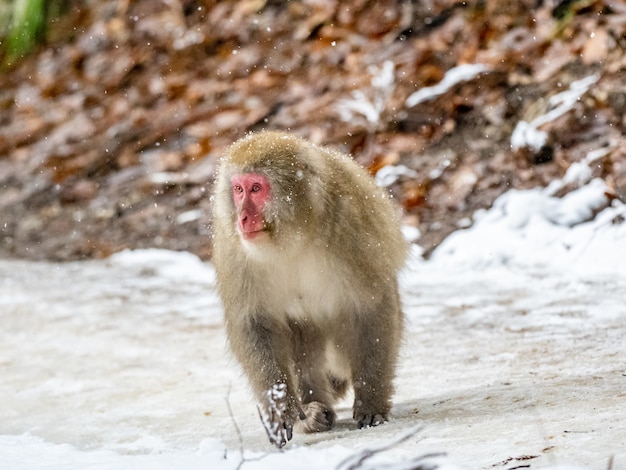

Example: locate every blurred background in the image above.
[1,0,624,261]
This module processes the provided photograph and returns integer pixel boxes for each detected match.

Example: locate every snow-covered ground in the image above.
[1,170,625,469]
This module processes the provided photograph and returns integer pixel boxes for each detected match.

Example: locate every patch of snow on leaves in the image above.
[375,164,419,187]
[405,63,490,107]
[401,225,421,243]
[510,74,599,151]
[431,166,625,276]
[545,146,611,195]
[337,60,395,124]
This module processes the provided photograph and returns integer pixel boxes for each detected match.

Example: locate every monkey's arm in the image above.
[225,313,301,448]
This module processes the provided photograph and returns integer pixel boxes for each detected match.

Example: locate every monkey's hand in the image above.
[257,383,298,448]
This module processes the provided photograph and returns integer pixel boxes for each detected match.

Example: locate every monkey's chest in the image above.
[262,257,348,321]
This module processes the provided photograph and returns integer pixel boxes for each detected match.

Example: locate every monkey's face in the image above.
[231,172,271,242]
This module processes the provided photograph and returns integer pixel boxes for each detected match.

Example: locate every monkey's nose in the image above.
[239,212,263,235]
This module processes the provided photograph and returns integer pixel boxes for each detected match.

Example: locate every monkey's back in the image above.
[313,144,409,283]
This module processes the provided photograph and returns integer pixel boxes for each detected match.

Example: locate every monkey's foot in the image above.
[294,401,336,433]
[355,412,386,429]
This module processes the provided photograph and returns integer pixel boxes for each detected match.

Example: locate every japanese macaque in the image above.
[211,131,408,448]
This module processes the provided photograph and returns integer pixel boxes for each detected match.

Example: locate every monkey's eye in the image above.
[251,183,262,192]
[233,184,243,193]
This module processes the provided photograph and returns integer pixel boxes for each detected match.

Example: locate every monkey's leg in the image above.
[228,315,301,447]
[291,322,337,433]
[349,292,403,429]
[328,372,349,400]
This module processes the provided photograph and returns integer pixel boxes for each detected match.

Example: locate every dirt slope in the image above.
[1,0,625,260]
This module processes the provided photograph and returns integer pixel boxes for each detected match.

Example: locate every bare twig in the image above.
[228,397,444,470]
[225,385,246,470]
[225,385,272,470]
[335,424,445,470]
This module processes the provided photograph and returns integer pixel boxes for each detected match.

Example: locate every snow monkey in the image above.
[211,131,408,448]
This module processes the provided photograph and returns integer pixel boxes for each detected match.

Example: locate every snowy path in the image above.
[1,246,624,470]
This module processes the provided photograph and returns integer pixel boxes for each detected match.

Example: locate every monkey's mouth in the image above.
[240,228,267,241]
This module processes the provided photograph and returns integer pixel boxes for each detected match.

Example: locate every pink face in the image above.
[231,173,271,241]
